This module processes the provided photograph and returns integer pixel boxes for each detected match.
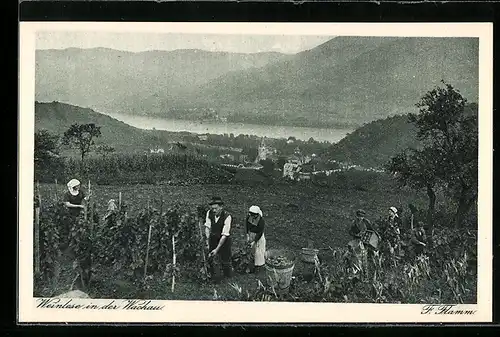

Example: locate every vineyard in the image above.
[35,152,234,185]
[34,181,477,303]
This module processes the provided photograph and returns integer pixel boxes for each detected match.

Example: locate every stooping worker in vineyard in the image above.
[204,196,233,281]
[409,221,427,259]
[245,205,266,274]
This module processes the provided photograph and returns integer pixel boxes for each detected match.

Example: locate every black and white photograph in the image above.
[18,22,493,323]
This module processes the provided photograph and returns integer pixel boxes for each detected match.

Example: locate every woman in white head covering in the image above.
[246,205,266,273]
[60,179,91,250]
[383,206,402,258]
[63,179,91,216]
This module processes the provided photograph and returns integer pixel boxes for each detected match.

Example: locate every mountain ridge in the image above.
[35,36,479,128]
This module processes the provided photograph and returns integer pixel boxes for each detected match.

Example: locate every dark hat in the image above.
[356,209,366,217]
[209,196,224,205]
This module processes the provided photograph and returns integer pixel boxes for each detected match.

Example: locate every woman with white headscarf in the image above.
[63,179,91,217]
[383,206,402,257]
[60,179,91,251]
[245,205,266,273]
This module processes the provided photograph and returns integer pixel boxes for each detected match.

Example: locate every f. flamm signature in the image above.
[421,304,477,315]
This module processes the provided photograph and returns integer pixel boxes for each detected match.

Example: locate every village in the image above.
[148,135,383,182]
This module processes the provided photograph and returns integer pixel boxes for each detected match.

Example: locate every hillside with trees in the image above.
[325,102,478,169]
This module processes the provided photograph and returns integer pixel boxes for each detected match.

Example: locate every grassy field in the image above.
[35,177,434,301]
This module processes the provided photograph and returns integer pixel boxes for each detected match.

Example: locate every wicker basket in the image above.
[300,248,320,263]
[265,249,296,289]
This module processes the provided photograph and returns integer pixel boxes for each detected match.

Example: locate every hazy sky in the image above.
[36,32,333,54]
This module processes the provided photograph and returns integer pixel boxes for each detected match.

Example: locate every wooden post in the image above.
[119,192,122,211]
[198,218,208,276]
[243,202,247,230]
[34,207,40,275]
[411,214,414,230]
[88,180,93,233]
[144,221,153,280]
[35,181,41,275]
[37,181,42,210]
[171,235,177,293]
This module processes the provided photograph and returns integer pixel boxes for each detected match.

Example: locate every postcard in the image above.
[18,22,493,323]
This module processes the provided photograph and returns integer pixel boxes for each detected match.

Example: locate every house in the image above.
[219,153,235,162]
[297,173,311,181]
[283,162,301,179]
[149,146,165,154]
[197,134,209,141]
[238,154,249,163]
[168,141,198,155]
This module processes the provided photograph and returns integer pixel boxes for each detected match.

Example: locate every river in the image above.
[104,112,353,143]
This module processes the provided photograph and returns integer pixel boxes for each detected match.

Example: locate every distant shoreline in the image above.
[101,112,355,143]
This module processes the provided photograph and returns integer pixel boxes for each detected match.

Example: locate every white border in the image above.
[18,22,493,323]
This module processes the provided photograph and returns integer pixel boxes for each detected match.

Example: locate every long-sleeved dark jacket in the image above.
[246,215,265,242]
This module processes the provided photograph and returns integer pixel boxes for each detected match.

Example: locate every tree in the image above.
[34,129,60,165]
[63,123,102,163]
[96,144,116,157]
[34,129,63,182]
[259,159,275,176]
[242,146,258,162]
[277,156,288,170]
[387,81,478,228]
[387,147,442,229]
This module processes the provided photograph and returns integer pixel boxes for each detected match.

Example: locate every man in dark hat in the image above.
[348,209,378,279]
[409,221,427,260]
[349,209,374,239]
[204,196,233,281]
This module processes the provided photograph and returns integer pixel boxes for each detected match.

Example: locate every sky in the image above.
[36,32,334,54]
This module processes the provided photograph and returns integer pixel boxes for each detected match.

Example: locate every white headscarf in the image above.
[107,199,117,212]
[67,179,80,196]
[389,206,398,217]
[249,205,263,217]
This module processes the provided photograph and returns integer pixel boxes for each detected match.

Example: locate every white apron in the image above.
[249,232,266,267]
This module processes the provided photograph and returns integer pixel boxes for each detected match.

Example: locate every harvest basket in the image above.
[300,248,320,264]
[264,249,296,289]
[361,230,381,250]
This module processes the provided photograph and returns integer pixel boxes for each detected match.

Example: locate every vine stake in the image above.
[197,217,209,277]
[34,181,41,275]
[144,219,153,281]
[171,234,177,293]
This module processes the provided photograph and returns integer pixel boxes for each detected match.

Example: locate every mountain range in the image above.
[36,47,286,117]
[35,36,479,128]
